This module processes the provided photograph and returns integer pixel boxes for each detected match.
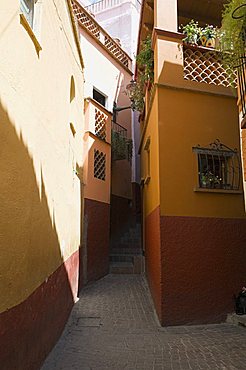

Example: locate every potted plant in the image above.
[181,20,218,48]
[200,24,218,48]
[181,20,201,45]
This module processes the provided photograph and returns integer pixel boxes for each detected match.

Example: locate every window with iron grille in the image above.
[94,149,106,181]
[193,140,240,191]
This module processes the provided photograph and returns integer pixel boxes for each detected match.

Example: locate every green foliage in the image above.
[181,20,218,47]
[129,80,145,112]
[136,35,154,84]
[111,131,132,161]
[130,36,154,113]
[219,0,246,69]
[200,171,222,188]
[182,20,201,45]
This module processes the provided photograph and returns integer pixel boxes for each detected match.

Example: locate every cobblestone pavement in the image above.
[42,274,246,370]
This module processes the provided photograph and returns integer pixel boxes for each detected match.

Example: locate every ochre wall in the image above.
[140,30,246,326]
[158,87,245,218]
[0,1,84,367]
[140,92,162,314]
[1,251,79,370]
[141,93,160,217]
[156,86,246,325]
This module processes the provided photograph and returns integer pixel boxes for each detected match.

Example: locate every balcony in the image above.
[85,0,121,13]
[111,121,132,161]
[183,44,237,88]
[83,98,112,203]
[71,0,132,70]
[84,98,111,143]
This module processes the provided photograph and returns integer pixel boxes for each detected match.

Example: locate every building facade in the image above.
[138,0,246,326]
[72,0,139,281]
[0,1,84,368]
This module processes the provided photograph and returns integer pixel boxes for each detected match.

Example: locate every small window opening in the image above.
[93,88,106,107]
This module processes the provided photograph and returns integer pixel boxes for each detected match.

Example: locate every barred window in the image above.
[193,140,240,191]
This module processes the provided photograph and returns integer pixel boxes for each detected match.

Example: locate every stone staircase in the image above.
[110,224,144,274]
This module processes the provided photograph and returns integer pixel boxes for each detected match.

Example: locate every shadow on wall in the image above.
[0,100,78,370]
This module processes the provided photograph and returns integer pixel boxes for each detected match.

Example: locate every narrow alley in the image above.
[42,274,246,370]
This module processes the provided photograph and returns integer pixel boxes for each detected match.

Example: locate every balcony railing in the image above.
[84,98,111,143]
[85,0,121,13]
[111,121,132,161]
[183,44,237,88]
[71,0,132,70]
[85,0,141,14]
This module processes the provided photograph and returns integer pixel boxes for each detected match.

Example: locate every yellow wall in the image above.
[140,32,245,219]
[141,92,160,217]
[0,1,84,312]
[158,86,245,218]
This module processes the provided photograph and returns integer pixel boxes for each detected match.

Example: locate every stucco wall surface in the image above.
[141,93,160,217]
[158,87,245,218]
[160,215,246,326]
[79,27,132,199]
[0,0,84,312]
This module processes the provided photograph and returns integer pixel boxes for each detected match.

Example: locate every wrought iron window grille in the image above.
[193,139,241,191]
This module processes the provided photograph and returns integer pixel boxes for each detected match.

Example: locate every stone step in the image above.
[110,244,143,255]
[110,254,134,263]
[110,261,134,274]
[110,255,144,274]
[227,313,246,327]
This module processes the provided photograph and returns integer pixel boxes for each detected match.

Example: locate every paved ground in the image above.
[42,274,246,370]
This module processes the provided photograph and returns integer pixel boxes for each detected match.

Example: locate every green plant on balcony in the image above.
[182,20,201,45]
[111,131,132,161]
[131,35,154,113]
[181,20,218,47]
[200,25,218,47]
[219,0,246,71]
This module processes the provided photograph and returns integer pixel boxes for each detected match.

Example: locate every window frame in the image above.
[193,140,241,192]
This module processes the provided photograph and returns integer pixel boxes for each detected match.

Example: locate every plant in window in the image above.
[200,171,222,188]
